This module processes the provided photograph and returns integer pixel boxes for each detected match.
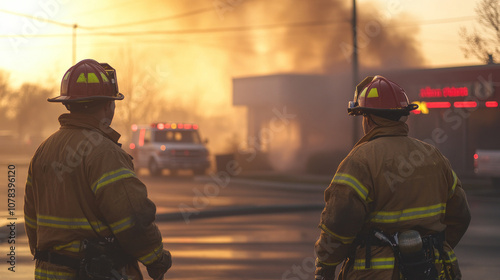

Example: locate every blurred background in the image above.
[0,0,491,172]
[2,1,500,279]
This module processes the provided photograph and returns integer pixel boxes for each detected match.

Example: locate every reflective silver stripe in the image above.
[332,173,368,201]
[53,240,82,253]
[92,168,136,194]
[139,244,163,265]
[37,215,110,233]
[370,203,446,223]
[320,224,356,244]
[110,216,135,234]
[353,257,395,270]
[25,214,37,229]
[35,268,75,280]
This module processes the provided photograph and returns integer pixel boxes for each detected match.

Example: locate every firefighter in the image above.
[24,59,172,280]
[314,76,471,280]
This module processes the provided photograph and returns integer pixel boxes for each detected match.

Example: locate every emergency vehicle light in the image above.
[151,123,199,130]
[129,143,135,150]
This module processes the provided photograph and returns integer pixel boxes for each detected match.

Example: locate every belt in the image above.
[34,250,81,271]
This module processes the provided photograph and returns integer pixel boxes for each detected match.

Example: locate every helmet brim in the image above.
[348,103,419,116]
[47,93,124,103]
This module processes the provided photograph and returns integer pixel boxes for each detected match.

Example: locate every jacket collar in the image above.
[354,115,409,148]
[58,113,121,144]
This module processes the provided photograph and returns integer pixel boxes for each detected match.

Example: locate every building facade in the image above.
[233,64,500,177]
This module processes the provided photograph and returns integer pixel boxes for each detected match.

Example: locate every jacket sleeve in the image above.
[24,162,37,256]
[87,147,164,266]
[444,171,471,248]
[315,157,370,269]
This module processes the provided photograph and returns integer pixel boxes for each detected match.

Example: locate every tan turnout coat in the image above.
[25,113,165,280]
[315,116,471,280]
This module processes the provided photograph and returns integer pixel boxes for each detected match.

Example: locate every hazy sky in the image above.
[0,0,482,88]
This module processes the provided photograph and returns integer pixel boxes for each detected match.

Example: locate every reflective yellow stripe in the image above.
[354,257,394,270]
[37,214,110,233]
[139,244,163,265]
[35,268,75,280]
[25,214,37,229]
[316,258,341,266]
[370,203,446,223]
[333,173,368,201]
[435,249,457,263]
[110,216,135,234]
[27,175,32,187]
[92,168,136,194]
[449,171,458,198]
[53,240,82,253]
[320,224,356,244]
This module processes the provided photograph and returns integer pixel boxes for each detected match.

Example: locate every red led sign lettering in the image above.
[454,101,477,108]
[486,101,499,108]
[425,102,451,109]
[419,86,468,98]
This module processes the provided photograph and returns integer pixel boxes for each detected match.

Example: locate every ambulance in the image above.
[474,149,500,186]
[129,122,210,176]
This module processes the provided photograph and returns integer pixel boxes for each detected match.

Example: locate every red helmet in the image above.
[348,75,417,118]
[48,59,124,103]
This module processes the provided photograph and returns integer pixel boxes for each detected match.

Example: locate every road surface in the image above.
[1,165,499,279]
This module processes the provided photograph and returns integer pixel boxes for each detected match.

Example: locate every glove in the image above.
[146,250,172,280]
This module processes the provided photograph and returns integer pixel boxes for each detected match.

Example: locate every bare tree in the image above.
[111,49,171,142]
[460,0,500,63]
[14,83,63,145]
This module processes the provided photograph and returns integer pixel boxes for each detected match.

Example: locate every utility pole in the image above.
[351,0,359,144]
[72,24,78,64]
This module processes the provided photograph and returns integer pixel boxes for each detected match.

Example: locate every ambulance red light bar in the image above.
[485,101,499,108]
[454,101,477,108]
[151,123,199,130]
[425,102,451,109]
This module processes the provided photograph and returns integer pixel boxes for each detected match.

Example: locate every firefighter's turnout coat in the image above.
[315,116,471,279]
[25,114,165,280]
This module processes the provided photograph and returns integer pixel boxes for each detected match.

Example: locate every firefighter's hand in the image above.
[146,250,172,280]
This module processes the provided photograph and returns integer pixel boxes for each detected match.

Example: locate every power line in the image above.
[386,16,477,29]
[0,13,478,39]
[0,6,217,31]
[0,18,348,38]
[0,8,74,28]
[82,6,215,30]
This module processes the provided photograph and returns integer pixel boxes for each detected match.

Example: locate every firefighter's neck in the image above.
[94,101,115,127]
[362,115,377,135]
